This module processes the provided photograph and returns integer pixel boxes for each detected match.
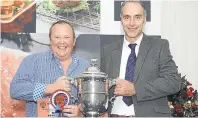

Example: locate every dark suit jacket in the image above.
[100,34,181,117]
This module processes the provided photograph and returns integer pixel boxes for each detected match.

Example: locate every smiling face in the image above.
[50,23,75,61]
[121,2,146,42]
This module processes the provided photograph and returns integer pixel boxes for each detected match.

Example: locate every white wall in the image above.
[161,1,198,90]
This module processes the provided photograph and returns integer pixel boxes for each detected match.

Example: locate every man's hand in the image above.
[114,79,136,96]
[53,76,70,91]
[44,76,71,95]
[63,105,83,117]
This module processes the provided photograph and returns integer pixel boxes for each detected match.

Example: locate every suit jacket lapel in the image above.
[134,34,152,82]
[111,39,123,79]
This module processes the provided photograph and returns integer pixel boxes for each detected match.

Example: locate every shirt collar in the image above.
[123,33,143,47]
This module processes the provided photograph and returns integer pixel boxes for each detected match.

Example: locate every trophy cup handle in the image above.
[70,96,78,105]
[66,77,78,105]
[108,79,117,106]
[109,79,116,89]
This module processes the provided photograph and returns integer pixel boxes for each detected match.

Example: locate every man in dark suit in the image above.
[100,0,181,117]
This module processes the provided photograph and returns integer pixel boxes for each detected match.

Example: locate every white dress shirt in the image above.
[111,33,143,116]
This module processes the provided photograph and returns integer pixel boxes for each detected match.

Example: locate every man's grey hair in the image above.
[120,0,147,17]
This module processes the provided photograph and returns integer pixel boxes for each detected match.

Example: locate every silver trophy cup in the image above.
[74,59,116,117]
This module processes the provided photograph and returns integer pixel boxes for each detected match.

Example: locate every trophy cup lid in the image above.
[77,59,107,78]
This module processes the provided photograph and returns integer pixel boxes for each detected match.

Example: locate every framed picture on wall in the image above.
[1,1,36,33]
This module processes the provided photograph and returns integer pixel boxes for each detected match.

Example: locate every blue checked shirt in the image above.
[10,50,89,117]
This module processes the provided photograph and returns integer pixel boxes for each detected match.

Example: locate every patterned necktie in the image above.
[123,43,137,106]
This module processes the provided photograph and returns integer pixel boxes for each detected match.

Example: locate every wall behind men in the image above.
[161,1,198,90]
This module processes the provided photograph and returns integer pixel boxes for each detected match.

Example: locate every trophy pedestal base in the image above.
[85,111,100,117]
